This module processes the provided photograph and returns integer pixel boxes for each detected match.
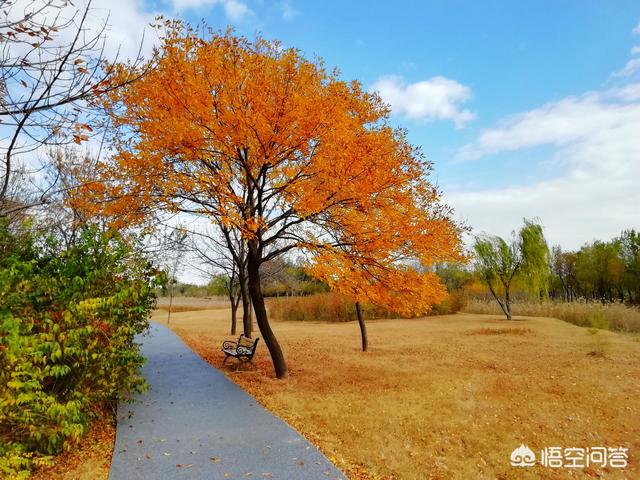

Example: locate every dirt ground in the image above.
[29,415,114,480]
[155,309,640,480]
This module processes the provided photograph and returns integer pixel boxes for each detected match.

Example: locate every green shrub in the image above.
[428,292,465,316]
[0,224,159,477]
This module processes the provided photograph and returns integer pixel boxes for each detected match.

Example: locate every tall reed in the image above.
[463,298,640,332]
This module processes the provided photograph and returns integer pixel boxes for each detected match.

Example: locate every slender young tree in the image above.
[309,248,455,351]
[306,182,464,351]
[190,226,251,336]
[74,26,462,378]
[164,228,188,325]
[473,220,549,320]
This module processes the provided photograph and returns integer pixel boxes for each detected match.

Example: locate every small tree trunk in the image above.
[504,287,512,320]
[239,274,252,338]
[167,280,174,325]
[247,244,288,379]
[486,278,511,320]
[230,302,238,335]
[355,301,368,352]
[249,298,254,332]
[228,280,239,335]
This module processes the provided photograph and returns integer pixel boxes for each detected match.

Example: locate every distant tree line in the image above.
[178,258,329,298]
[550,230,640,303]
[436,226,640,322]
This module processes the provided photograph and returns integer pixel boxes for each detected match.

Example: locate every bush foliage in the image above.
[0,224,158,478]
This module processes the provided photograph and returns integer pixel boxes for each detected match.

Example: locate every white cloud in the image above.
[612,57,640,77]
[90,0,160,60]
[611,83,640,101]
[631,46,640,56]
[371,75,475,128]
[456,92,638,160]
[633,22,640,35]
[3,0,159,62]
[280,1,299,20]
[223,0,250,20]
[171,0,250,20]
[448,86,640,249]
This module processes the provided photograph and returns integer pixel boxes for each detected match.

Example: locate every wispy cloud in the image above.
[371,75,475,128]
[280,1,299,20]
[32,0,160,61]
[612,58,640,77]
[456,90,639,161]
[448,83,640,248]
[171,0,251,20]
[633,22,640,36]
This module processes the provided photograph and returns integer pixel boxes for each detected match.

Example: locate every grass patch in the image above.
[586,328,610,358]
[467,327,534,336]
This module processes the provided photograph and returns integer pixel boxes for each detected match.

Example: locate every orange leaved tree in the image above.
[75,24,462,378]
[307,195,464,351]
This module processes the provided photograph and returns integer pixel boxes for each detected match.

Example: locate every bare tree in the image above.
[0,0,148,217]
[163,228,188,325]
[190,225,253,337]
[35,146,106,246]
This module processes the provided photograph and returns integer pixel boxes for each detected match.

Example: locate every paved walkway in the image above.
[109,323,345,480]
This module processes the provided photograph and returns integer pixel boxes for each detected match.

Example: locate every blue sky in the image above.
[107,0,640,250]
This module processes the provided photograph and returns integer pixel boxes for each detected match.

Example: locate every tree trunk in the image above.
[504,287,512,320]
[486,277,511,320]
[228,281,239,335]
[167,280,174,325]
[230,301,238,335]
[239,274,252,338]
[355,301,368,352]
[247,243,288,379]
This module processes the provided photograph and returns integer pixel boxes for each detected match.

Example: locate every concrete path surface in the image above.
[109,323,345,480]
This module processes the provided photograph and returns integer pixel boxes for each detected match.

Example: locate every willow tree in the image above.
[473,219,549,320]
[75,24,462,378]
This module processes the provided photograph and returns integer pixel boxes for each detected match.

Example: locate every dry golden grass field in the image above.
[155,296,230,312]
[153,308,640,480]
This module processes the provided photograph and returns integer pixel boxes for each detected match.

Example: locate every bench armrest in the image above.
[236,346,253,356]
[222,340,237,350]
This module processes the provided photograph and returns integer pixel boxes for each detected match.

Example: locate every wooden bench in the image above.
[222,334,259,364]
